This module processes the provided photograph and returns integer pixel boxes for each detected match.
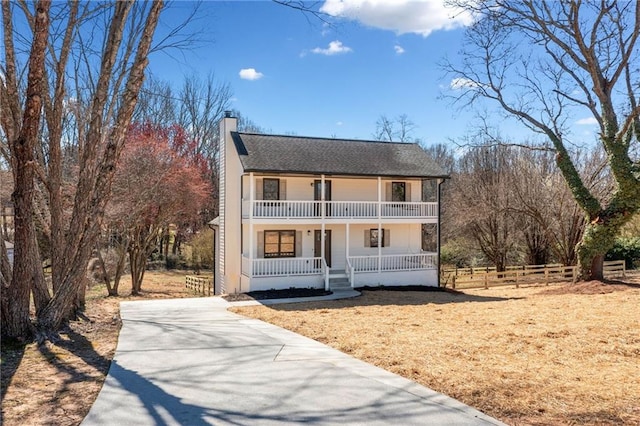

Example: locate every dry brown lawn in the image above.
[232,278,640,425]
[1,270,203,426]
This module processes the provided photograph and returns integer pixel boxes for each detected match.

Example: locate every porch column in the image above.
[321,174,325,266]
[377,177,382,275]
[345,222,350,259]
[249,172,255,278]
[437,178,444,287]
[377,177,382,218]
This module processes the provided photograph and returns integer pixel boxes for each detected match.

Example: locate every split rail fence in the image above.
[185,275,213,296]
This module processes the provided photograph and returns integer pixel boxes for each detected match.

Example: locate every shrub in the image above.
[188,228,214,273]
[165,254,180,270]
[606,237,640,269]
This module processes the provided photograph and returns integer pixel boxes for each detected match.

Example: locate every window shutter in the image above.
[280,179,287,200]
[384,229,390,247]
[405,182,412,202]
[364,229,370,247]
[385,182,392,201]
[257,232,264,258]
[256,178,263,200]
[295,231,302,257]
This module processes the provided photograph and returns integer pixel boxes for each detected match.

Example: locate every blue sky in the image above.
[148,0,599,146]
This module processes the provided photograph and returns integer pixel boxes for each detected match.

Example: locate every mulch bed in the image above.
[356,285,452,293]
[222,288,332,302]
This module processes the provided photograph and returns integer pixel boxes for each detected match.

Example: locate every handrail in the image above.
[322,257,330,291]
[345,257,355,288]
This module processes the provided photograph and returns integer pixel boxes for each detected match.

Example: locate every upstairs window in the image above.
[263,178,280,201]
[392,182,406,202]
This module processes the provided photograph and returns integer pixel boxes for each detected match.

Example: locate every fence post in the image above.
[515,270,519,288]
[484,273,488,289]
[452,275,456,289]
[545,268,549,285]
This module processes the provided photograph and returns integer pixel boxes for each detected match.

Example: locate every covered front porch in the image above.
[240,252,438,291]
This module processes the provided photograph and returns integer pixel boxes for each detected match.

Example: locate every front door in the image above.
[314,230,332,267]
[314,180,332,216]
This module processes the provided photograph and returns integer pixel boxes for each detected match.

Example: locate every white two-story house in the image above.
[213,113,447,294]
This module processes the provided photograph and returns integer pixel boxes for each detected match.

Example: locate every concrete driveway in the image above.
[82,297,503,425]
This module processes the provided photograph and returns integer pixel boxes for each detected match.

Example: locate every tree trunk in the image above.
[577,216,622,281]
[2,0,51,342]
[129,245,146,295]
[112,241,129,295]
[29,232,49,315]
[96,248,115,295]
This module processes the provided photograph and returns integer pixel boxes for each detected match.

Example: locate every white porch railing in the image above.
[349,253,437,272]
[241,254,436,279]
[242,256,323,277]
[243,200,438,219]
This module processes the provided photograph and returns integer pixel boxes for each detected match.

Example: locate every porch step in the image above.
[329,277,351,290]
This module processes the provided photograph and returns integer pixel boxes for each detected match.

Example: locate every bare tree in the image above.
[445,0,640,279]
[0,0,51,341]
[451,144,520,271]
[1,0,165,340]
[373,114,419,142]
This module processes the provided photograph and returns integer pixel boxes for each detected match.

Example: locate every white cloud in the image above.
[449,77,481,90]
[239,68,264,80]
[576,117,598,125]
[336,121,344,126]
[320,0,474,37]
[311,40,353,55]
[394,44,405,55]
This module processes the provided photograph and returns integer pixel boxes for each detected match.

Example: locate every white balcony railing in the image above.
[349,253,437,272]
[242,200,437,219]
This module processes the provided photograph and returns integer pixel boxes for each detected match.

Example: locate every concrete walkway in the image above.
[82,296,504,425]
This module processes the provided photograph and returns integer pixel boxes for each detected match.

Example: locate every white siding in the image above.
[330,178,378,201]
[245,176,424,203]
[348,223,423,256]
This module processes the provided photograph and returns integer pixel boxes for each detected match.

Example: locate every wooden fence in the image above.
[443,260,628,289]
[603,260,626,278]
[443,264,577,289]
[185,275,213,296]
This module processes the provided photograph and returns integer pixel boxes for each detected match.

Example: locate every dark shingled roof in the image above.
[231,132,448,178]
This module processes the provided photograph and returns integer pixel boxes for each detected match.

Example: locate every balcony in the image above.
[242,200,438,220]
